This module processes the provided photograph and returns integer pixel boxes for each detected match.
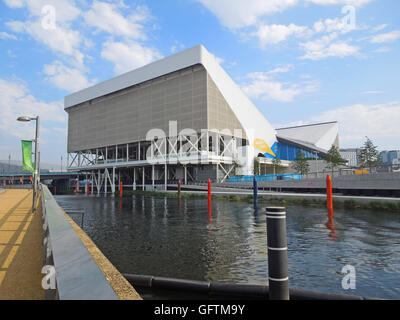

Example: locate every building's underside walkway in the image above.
[0,189,44,299]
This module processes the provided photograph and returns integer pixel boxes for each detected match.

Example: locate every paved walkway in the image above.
[0,189,44,299]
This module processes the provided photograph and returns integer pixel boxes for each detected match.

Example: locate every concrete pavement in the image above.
[0,189,44,300]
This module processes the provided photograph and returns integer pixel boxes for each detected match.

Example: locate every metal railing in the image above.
[228,173,302,183]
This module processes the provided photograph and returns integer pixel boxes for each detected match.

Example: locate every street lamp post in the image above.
[17,116,40,214]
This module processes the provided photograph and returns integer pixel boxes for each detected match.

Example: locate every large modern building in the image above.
[65,45,338,192]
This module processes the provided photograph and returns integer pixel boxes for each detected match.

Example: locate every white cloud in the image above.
[43,61,96,92]
[0,78,66,139]
[252,23,310,46]
[372,24,388,32]
[196,0,298,29]
[313,17,353,34]
[241,69,318,102]
[170,42,185,53]
[300,33,359,60]
[5,1,84,67]
[310,102,400,147]
[101,40,163,75]
[373,46,391,53]
[370,30,400,43]
[306,0,372,6]
[4,0,81,22]
[0,31,17,40]
[3,0,24,8]
[83,1,150,40]
[266,64,294,74]
[6,19,84,67]
[361,90,383,95]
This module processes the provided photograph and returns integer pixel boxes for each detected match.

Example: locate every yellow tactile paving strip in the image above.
[0,189,44,300]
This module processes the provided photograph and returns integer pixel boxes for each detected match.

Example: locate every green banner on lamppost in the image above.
[21,140,34,172]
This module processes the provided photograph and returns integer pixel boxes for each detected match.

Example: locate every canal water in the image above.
[55,194,400,299]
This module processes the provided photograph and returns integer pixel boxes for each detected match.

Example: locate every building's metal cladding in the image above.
[64,45,338,190]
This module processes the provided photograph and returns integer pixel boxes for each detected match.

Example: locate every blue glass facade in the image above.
[264,142,319,161]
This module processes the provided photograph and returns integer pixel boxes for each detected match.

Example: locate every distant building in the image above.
[379,150,400,165]
[339,148,361,167]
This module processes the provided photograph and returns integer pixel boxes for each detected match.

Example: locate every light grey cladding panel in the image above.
[207,74,246,138]
[67,65,208,152]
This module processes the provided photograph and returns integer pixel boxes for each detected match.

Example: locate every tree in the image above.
[253,157,260,175]
[272,157,285,174]
[292,150,310,175]
[358,136,381,172]
[325,145,347,174]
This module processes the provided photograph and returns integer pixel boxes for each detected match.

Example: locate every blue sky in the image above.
[0,0,399,167]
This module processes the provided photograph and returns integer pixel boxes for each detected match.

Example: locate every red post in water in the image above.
[326,174,334,217]
[87,183,90,196]
[120,181,123,197]
[208,178,212,218]
[208,179,211,201]
[75,182,78,195]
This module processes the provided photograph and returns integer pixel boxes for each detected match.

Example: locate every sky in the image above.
[0,0,399,167]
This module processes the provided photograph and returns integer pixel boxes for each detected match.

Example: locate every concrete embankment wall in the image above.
[41,184,141,300]
[217,172,400,196]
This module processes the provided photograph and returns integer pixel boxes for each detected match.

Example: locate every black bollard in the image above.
[266,206,289,300]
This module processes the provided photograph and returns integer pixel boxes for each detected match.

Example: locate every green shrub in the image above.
[229,195,240,201]
[344,199,357,209]
[387,202,398,212]
[369,201,382,210]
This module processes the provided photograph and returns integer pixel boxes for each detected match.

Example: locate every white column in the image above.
[97,169,100,195]
[164,163,167,190]
[184,165,187,185]
[152,165,155,189]
[104,169,108,195]
[133,168,136,190]
[142,166,145,189]
[112,167,116,194]
[91,171,94,195]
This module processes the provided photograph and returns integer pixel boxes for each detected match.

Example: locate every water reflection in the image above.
[325,216,337,241]
[55,194,400,299]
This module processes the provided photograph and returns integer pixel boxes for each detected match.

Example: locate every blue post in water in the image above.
[253,176,258,209]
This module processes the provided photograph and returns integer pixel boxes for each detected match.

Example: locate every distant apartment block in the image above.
[339,148,360,167]
[379,150,400,165]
